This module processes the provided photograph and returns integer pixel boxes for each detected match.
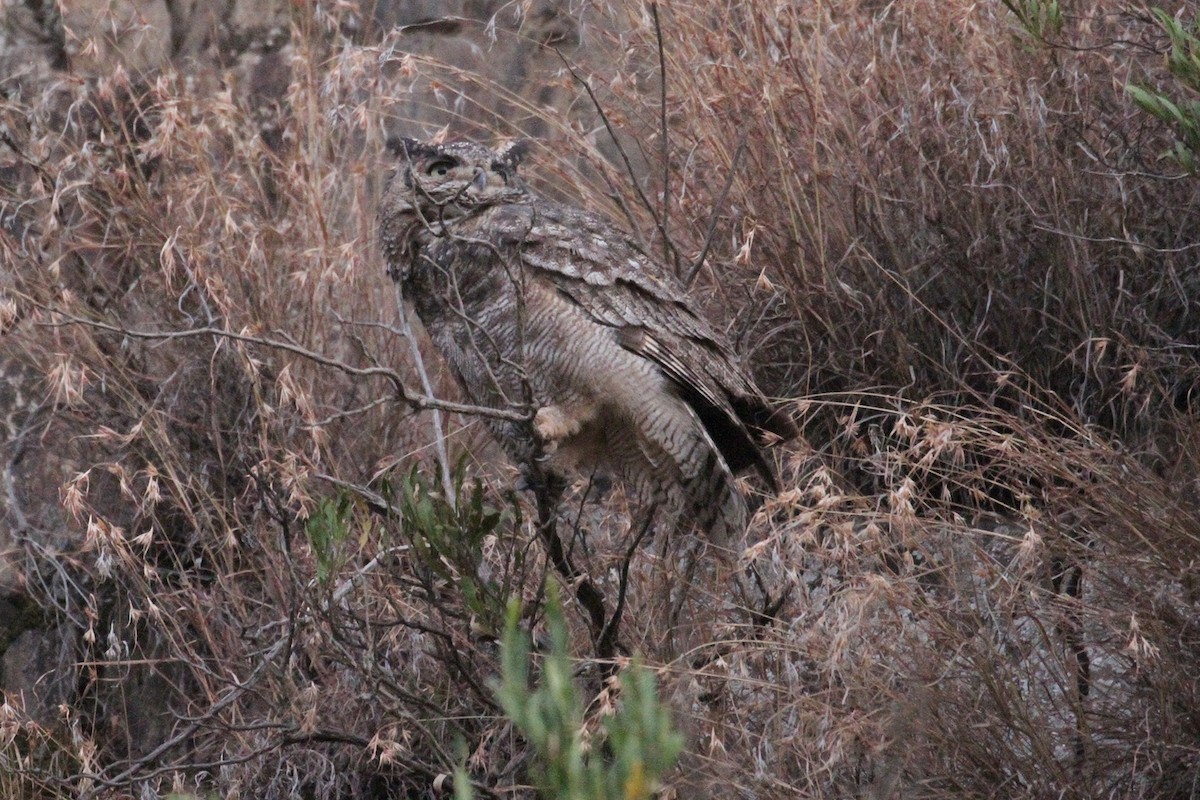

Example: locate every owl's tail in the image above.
[638,419,749,548]
[626,397,751,549]
[680,439,749,548]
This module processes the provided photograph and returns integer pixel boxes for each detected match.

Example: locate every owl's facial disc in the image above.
[407,147,524,211]
[409,156,475,201]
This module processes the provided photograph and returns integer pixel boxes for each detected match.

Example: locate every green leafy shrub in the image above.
[389,462,521,637]
[488,589,683,800]
[1127,8,1200,171]
[305,493,354,584]
[1002,0,1063,41]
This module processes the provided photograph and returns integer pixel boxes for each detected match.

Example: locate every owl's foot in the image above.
[533,405,582,458]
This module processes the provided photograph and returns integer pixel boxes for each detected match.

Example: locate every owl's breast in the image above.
[406,237,514,322]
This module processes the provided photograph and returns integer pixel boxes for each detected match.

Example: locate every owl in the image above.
[377,138,797,543]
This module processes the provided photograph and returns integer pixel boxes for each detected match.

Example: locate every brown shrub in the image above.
[0,1,1197,798]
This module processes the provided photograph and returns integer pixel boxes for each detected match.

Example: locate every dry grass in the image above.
[1,1,1198,798]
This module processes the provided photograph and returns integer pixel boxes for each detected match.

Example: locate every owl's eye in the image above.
[426,159,456,177]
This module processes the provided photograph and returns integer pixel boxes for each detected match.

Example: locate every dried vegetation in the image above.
[1,1,1199,798]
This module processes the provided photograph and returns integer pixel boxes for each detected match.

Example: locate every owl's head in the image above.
[385,137,530,219]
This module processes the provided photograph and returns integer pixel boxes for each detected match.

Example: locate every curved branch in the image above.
[30,302,528,423]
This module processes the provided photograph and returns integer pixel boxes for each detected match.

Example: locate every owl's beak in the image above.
[470,168,488,192]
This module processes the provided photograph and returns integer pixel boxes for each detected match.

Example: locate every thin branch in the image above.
[554,47,681,271]
[530,469,608,639]
[30,302,528,423]
[651,2,671,270]
[596,509,655,661]
[685,135,747,288]
[77,631,290,797]
[306,396,392,428]
[394,285,457,508]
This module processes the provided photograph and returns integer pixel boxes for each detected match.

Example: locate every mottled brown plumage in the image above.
[377,138,796,542]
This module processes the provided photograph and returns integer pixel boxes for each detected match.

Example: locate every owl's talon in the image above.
[533,405,579,453]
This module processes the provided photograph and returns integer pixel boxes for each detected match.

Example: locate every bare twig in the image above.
[596,509,655,661]
[393,285,457,508]
[30,302,528,423]
[554,47,682,271]
[76,632,291,798]
[529,468,608,641]
[685,135,747,288]
[651,2,672,270]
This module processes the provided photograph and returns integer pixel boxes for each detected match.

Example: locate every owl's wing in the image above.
[491,203,794,486]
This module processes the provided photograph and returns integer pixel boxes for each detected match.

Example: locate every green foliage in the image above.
[1002,0,1063,41]
[1127,9,1200,172]
[453,763,475,800]
[1155,7,1200,90]
[388,462,520,635]
[304,492,354,584]
[491,590,684,800]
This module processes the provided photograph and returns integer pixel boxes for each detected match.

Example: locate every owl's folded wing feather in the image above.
[500,204,795,486]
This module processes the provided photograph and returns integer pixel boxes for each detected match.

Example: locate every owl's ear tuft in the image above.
[496,139,532,171]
